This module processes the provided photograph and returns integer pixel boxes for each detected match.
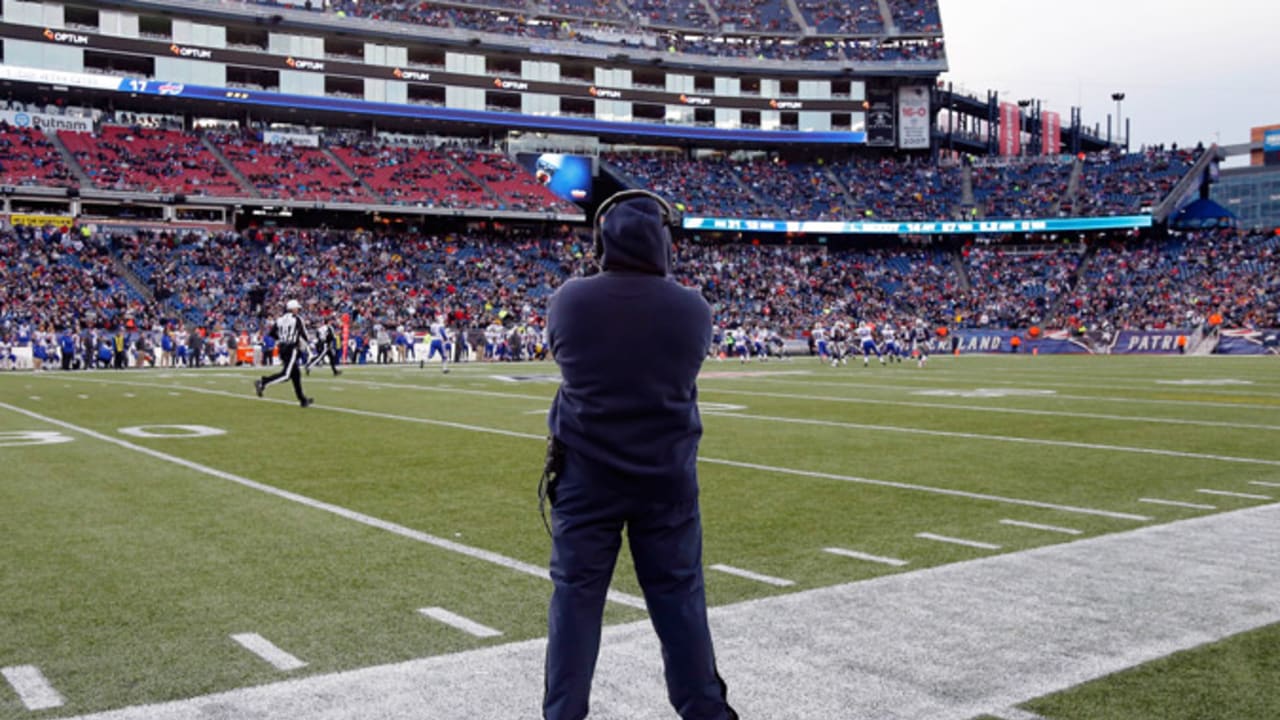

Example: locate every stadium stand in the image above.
[969,159,1073,219]
[797,0,885,34]
[210,132,374,203]
[58,126,244,196]
[0,124,77,188]
[1068,148,1199,217]
[888,0,943,33]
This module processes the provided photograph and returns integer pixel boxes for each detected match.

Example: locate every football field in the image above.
[1,354,1278,719]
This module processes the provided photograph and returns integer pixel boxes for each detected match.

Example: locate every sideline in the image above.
[60,497,1280,720]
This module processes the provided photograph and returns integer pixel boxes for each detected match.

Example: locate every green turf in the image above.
[1020,622,1280,720]
[0,355,1277,718]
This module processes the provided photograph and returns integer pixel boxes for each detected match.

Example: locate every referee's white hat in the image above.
[286,299,301,311]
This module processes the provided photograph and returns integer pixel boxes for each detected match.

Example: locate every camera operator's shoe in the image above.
[253,379,264,397]
[301,397,314,408]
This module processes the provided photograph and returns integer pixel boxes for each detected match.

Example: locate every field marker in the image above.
[716,378,1280,419]
[822,547,909,567]
[21,377,1156,525]
[0,400,648,611]
[701,457,1150,521]
[418,607,503,638]
[1250,481,1280,488]
[77,394,89,399]
[710,564,795,587]
[999,519,1083,536]
[27,375,1157,523]
[916,532,1002,550]
[1,665,64,710]
[1139,498,1217,510]
[701,411,1280,468]
[230,633,307,671]
[1197,489,1273,501]
[990,708,1050,720]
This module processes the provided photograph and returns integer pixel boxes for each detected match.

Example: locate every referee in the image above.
[254,299,314,407]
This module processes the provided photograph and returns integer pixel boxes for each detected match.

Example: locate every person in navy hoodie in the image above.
[542,191,737,720]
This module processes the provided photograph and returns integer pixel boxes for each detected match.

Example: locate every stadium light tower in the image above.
[1017,99,1033,156]
[1111,92,1126,149]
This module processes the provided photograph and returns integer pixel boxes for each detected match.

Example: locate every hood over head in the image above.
[599,197,671,275]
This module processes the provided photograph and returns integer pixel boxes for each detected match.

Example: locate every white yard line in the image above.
[35,375,1154,524]
[709,564,795,587]
[418,608,503,638]
[998,519,1083,536]
[1138,498,1217,510]
[1250,481,1280,488]
[745,369,1280,402]
[230,633,307,671]
[822,547,910,567]
[990,708,1051,720]
[915,533,1002,551]
[702,410,1280,468]
[0,400,648,611]
[731,376,1280,411]
[701,457,1150,521]
[1197,488,1273,501]
[1,665,64,711]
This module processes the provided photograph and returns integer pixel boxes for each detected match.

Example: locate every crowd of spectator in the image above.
[5,218,1277,370]
[59,126,243,196]
[969,158,1072,219]
[0,124,77,188]
[1050,230,1280,331]
[274,0,947,64]
[210,131,373,203]
[889,0,943,33]
[1067,147,1198,216]
[0,117,1206,222]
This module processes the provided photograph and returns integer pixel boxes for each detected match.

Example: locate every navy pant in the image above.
[544,458,734,720]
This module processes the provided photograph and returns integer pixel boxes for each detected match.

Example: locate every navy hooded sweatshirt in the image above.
[547,197,711,500]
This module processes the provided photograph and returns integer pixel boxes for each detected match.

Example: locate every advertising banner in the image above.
[263,130,320,147]
[1215,329,1280,355]
[897,86,930,150]
[949,329,1091,354]
[0,109,93,133]
[9,214,75,228]
[866,87,895,147]
[1265,129,1280,167]
[1110,331,1192,354]
[1041,111,1061,156]
[681,215,1154,235]
[999,102,1021,156]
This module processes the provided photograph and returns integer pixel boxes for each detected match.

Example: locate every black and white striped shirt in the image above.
[271,312,309,349]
